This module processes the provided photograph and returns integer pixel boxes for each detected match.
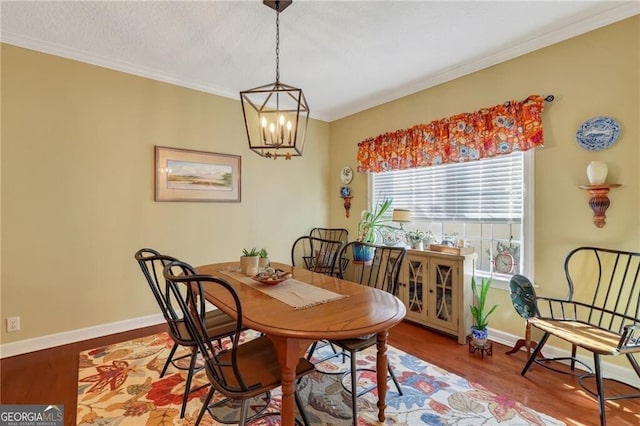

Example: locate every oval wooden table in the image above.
[196,261,407,426]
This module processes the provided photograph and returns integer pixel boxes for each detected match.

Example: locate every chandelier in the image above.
[240,0,309,160]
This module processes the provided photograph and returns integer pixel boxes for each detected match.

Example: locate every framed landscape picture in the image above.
[154,146,241,202]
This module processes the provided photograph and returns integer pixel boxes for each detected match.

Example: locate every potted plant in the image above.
[469,276,498,345]
[406,230,426,250]
[355,198,394,261]
[357,198,395,243]
[258,248,269,269]
[240,247,260,274]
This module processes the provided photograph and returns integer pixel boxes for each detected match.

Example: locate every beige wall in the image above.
[1,16,638,347]
[329,17,639,339]
[1,44,331,344]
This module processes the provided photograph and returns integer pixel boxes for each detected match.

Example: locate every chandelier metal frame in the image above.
[240,0,309,160]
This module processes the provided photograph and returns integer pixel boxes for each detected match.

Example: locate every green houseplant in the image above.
[354,198,394,261]
[357,198,394,243]
[258,248,269,268]
[242,248,259,257]
[469,276,498,344]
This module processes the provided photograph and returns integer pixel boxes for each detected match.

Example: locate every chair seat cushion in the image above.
[173,309,236,346]
[330,335,376,352]
[530,318,622,355]
[202,309,237,336]
[211,336,314,398]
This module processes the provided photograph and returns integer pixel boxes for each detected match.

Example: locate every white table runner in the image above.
[219,270,348,310]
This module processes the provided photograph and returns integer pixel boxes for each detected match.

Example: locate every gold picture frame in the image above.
[154,146,241,202]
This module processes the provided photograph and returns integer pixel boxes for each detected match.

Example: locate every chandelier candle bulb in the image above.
[269,123,276,144]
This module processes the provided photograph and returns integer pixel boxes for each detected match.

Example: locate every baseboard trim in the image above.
[2,317,638,389]
[489,327,640,388]
[0,314,165,359]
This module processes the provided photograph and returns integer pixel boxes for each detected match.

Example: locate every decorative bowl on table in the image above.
[252,268,292,286]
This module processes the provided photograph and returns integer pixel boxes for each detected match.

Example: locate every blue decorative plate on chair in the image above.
[576,116,621,151]
[509,274,538,319]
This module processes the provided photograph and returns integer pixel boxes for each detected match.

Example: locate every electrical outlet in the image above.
[7,316,20,332]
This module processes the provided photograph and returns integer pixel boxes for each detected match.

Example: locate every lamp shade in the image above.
[392,209,412,223]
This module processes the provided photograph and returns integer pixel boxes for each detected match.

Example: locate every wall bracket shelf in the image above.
[578,184,621,228]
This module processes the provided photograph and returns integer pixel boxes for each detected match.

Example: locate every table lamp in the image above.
[392,209,412,230]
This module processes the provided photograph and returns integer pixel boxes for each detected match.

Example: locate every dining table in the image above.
[195,261,407,426]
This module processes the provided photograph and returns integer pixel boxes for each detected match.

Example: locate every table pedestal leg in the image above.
[269,336,310,426]
[376,330,389,422]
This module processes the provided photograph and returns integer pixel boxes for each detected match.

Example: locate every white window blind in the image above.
[372,153,523,223]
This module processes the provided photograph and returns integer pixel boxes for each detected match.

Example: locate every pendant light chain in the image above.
[275,5,280,83]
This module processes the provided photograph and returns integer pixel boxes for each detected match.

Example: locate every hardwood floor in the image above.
[2,321,639,425]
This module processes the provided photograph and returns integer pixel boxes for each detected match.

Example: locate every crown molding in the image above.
[1,32,240,104]
[2,2,638,123]
[326,2,640,121]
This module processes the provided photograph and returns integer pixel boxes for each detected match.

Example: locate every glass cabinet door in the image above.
[407,259,424,315]
[428,258,458,332]
[397,250,472,344]
[401,256,428,323]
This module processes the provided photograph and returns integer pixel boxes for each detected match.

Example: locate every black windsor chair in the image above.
[518,247,640,426]
[134,248,237,418]
[309,227,349,243]
[291,235,345,276]
[326,241,407,425]
[291,235,345,364]
[163,260,315,426]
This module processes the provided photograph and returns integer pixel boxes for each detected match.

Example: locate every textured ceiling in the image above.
[1,1,638,121]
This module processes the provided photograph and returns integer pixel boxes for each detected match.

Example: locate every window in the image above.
[371,151,533,282]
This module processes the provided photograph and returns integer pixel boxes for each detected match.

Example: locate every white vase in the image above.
[587,161,608,185]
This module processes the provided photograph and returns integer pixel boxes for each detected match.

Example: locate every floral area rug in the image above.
[77,332,564,425]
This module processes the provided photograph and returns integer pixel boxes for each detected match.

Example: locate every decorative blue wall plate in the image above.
[576,116,621,151]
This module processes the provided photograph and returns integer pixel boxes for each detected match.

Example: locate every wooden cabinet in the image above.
[397,249,475,344]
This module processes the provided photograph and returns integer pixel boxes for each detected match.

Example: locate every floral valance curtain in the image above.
[356,95,545,173]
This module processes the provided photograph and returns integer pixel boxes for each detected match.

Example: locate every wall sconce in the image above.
[580,161,621,228]
[340,186,352,218]
[579,184,621,228]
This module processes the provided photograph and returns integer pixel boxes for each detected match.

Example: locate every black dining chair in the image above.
[291,235,344,276]
[134,248,238,418]
[163,260,314,426]
[291,235,345,364]
[328,241,407,425]
[309,227,349,244]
